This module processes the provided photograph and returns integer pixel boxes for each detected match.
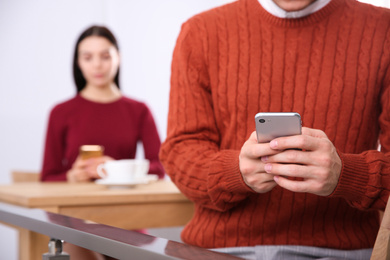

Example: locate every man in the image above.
[160,0,390,259]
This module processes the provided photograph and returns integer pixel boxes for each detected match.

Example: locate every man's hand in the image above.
[261,127,342,196]
[239,131,279,193]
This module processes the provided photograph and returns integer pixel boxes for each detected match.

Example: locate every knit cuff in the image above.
[218,150,257,194]
[329,152,369,201]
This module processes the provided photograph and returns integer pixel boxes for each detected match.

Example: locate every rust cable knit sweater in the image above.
[160,0,390,250]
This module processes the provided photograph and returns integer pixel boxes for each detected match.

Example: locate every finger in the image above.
[274,175,333,196]
[240,154,270,177]
[74,157,89,168]
[245,172,275,185]
[102,156,114,162]
[68,169,90,182]
[270,134,322,152]
[262,149,315,166]
[84,163,100,177]
[273,175,311,193]
[242,142,278,160]
[85,157,101,167]
[264,163,308,179]
[302,127,327,138]
[245,174,277,193]
[255,181,278,194]
[249,131,258,143]
[88,171,101,179]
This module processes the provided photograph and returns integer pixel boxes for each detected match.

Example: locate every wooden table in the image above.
[0,180,194,260]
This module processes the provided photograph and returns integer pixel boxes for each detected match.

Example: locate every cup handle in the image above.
[96,163,106,178]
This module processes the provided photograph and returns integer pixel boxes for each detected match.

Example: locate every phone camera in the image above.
[259,119,265,123]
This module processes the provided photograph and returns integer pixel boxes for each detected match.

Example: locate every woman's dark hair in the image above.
[73,25,120,92]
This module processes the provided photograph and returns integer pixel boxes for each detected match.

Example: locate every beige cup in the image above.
[97,159,149,183]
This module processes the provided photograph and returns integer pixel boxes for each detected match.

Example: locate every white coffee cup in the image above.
[97,159,149,183]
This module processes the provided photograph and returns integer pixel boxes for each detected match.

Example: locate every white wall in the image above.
[358,0,390,7]
[0,1,231,259]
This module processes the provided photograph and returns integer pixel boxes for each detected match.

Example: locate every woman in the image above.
[41,25,165,182]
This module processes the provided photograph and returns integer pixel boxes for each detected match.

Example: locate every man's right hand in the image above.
[239,131,279,193]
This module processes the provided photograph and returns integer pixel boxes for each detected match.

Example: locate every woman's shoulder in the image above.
[118,96,154,119]
[49,95,83,115]
[119,95,149,109]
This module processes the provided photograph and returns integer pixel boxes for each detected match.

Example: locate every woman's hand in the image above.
[66,156,114,182]
[261,127,342,196]
[239,131,280,193]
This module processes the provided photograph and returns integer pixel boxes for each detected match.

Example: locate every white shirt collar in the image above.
[258,0,331,18]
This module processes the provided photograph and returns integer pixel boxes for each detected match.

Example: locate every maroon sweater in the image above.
[160,0,390,250]
[41,95,164,181]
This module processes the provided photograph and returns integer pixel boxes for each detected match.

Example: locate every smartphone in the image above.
[255,112,302,143]
[79,145,104,160]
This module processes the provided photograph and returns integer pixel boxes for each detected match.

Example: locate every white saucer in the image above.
[95,174,158,188]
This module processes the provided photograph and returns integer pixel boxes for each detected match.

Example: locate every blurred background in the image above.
[0,0,388,259]
[0,1,232,258]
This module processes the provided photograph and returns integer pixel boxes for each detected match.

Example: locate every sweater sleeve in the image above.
[330,64,390,211]
[139,104,165,179]
[40,106,68,181]
[160,19,254,212]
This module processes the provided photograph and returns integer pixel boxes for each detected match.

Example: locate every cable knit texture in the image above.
[160,0,390,250]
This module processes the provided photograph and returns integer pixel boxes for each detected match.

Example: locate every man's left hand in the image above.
[261,127,342,196]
